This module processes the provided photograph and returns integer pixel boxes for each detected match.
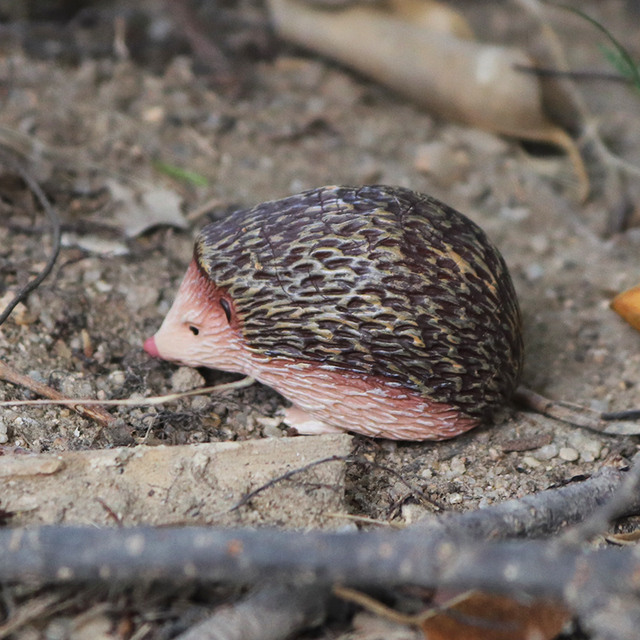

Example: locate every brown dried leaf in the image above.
[420,591,569,640]
[611,285,640,332]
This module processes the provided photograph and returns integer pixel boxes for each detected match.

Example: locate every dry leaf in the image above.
[61,233,129,256]
[611,285,640,333]
[420,591,569,640]
[268,0,588,200]
[107,179,187,237]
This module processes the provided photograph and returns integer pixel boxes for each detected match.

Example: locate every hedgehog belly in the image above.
[247,357,479,441]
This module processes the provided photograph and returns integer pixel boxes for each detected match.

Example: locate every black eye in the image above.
[219,298,232,324]
[189,325,200,336]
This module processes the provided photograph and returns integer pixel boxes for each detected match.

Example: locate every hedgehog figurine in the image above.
[144,185,523,441]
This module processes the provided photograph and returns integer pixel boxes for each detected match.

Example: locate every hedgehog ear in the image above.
[219,298,232,324]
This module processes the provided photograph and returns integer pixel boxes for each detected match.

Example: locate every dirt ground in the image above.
[1,0,640,637]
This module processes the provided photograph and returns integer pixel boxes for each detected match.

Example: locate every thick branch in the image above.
[0,526,637,601]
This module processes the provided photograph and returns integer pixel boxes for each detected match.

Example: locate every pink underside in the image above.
[249,358,479,441]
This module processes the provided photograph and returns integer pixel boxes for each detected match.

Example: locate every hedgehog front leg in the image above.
[283,405,346,435]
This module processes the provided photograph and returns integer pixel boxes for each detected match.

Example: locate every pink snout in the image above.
[144,336,160,358]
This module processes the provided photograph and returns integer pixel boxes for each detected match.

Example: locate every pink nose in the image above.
[144,336,160,358]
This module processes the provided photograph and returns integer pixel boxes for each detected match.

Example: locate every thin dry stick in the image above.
[0,148,61,326]
[222,454,349,515]
[0,360,115,428]
[221,452,443,517]
[0,376,256,410]
[514,386,640,435]
[333,585,421,626]
[0,593,64,639]
[333,585,475,627]
[514,64,632,83]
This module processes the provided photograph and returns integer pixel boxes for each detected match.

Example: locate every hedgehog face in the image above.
[144,260,251,374]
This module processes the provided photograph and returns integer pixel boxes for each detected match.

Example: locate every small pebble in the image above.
[95,280,113,293]
[0,418,8,444]
[401,503,430,524]
[524,263,544,282]
[72,614,114,640]
[589,399,609,413]
[522,456,541,468]
[142,105,165,123]
[453,128,509,155]
[262,421,284,438]
[529,234,549,254]
[568,432,603,463]
[170,367,205,393]
[28,370,47,384]
[255,415,284,438]
[499,206,530,222]
[414,141,469,187]
[190,396,209,411]
[124,285,158,312]
[533,444,558,461]
[108,370,126,387]
[449,456,466,476]
[45,619,70,640]
[448,492,463,504]
[559,447,579,462]
[59,376,95,399]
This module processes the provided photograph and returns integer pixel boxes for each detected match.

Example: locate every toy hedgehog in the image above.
[144,185,523,440]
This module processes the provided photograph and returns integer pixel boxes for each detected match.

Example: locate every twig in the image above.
[223,454,349,515]
[0,149,61,327]
[175,581,328,640]
[514,63,632,83]
[514,386,640,435]
[602,409,640,421]
[0,377,256,410]
[223,452,443,516]
[324,513,403,528]
[0,593,65,639]
[0,360,114,429]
